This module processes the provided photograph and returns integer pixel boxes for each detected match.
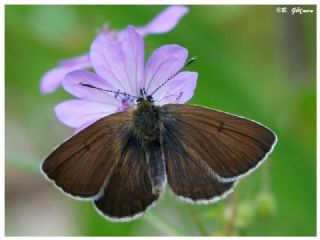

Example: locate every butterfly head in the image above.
[137,88,154,105]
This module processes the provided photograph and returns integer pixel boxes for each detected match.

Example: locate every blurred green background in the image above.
[5,5,316,236]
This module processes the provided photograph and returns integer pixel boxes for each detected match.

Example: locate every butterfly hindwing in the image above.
[94,131,159,221]
[161,104,276,183]
[41,111,131,199]
[160,111,234,202]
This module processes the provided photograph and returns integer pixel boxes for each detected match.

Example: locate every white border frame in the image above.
[2,1,318,239]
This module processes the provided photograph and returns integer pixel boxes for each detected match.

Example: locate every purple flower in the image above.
[40,6,189,94]
[55,26,198,132]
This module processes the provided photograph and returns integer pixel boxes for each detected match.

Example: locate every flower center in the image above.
[117,95,135,112]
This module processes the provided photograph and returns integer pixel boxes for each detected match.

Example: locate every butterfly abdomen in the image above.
[144,140,166,194]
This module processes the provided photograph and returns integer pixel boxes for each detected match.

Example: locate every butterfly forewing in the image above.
[161,104,276,183]
[41,111,131,198]
[94,131,159,220]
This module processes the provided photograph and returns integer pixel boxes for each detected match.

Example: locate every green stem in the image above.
[261,161,271,192]
[225,193,237,236]
[143,212,182,236]
[187,205,209,236]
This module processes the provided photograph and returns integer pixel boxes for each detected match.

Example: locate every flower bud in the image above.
[255,191,277,220]
[235,201,255,229]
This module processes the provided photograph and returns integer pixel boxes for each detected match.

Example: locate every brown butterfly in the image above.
[41,91,277,221]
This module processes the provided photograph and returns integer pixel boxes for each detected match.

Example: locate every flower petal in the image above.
[75,118,102,133]
[63,70,120,105]
[58,54,90,67]
[153,71,198,105]
[136,6,189,37]
[55,99,118,129]
[144,44,188,95]
[90,26,144,96]
[119,26,144,95]
[40,54,91,94]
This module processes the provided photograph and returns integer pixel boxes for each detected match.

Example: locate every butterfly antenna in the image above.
[150,56,198,97]
[184,56,198,68]
[79,83,139,99]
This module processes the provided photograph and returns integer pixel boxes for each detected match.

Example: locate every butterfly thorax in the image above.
[132,99,161,142]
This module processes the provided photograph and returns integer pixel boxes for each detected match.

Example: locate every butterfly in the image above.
[41,88,277,221]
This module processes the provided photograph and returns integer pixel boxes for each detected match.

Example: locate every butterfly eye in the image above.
[147,96,154,102]
[137,97,144,104]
